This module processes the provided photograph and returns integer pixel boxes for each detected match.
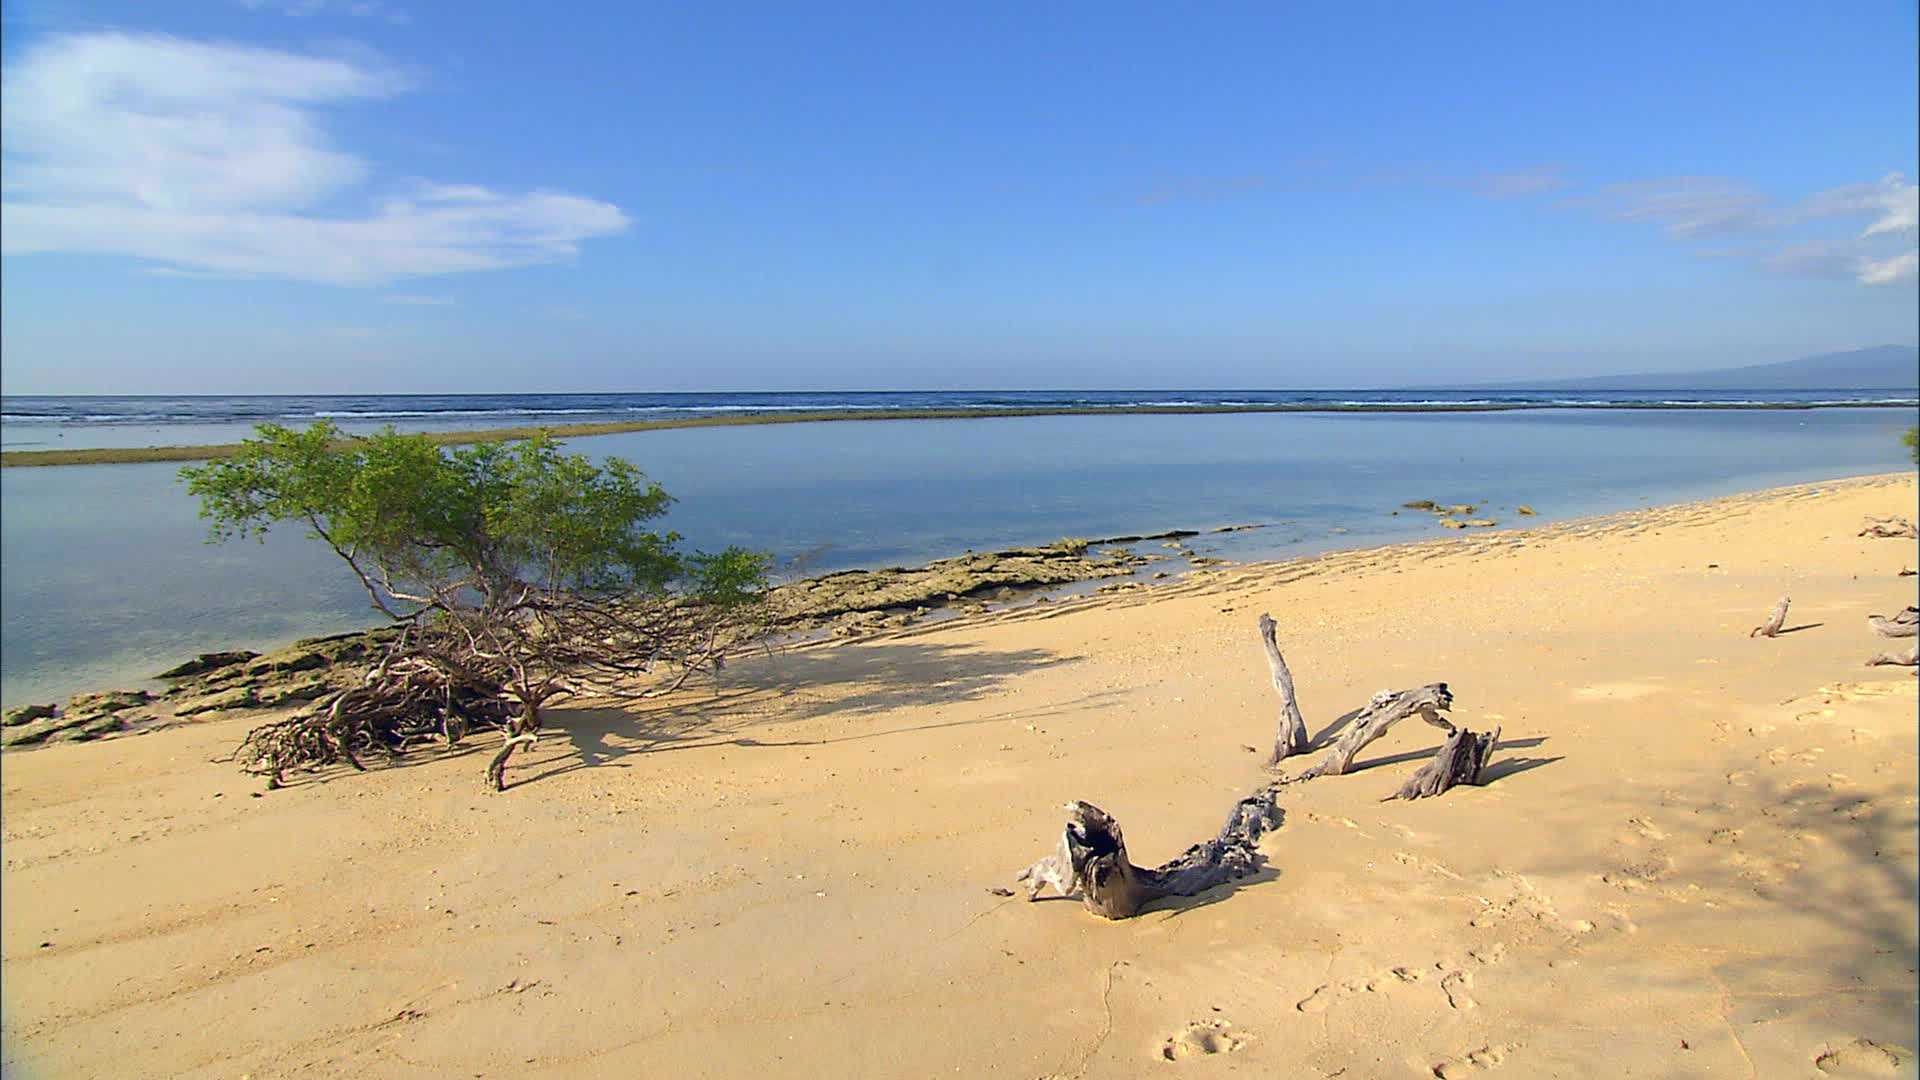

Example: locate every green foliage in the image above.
[181,422,767,613]
[1905,426,1917,465]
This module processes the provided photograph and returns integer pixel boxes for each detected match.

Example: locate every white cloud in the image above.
[0,32,628,285]
[1857,250,1918,285]
[1581,172,1918,287]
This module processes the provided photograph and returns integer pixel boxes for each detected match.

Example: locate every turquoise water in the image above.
[2,407,1913,706]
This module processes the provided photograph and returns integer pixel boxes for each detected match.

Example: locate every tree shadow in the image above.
[1529,771,1918,993]
[503,639,1076,789]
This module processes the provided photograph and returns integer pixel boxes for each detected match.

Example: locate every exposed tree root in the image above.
[1394,726,1500,800]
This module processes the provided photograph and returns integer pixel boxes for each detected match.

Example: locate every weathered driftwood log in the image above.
[1294,684,1455,780]
[1859,516,1918,539]
[1865,645,1919,667]
[1749,596,1790,638]
[1022,792,1283,919]
[1868,606,1919,639]
[1257,614,1310,764]
[1394,726,1500,800]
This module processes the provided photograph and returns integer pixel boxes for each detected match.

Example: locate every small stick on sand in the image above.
[1858,516,1918,539]
[1750,596,1790,638]
[1868,606,1919,639]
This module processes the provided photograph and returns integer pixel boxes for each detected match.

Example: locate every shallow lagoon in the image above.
[2,407,1912,705]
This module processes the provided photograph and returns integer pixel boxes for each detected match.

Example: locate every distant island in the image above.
[1490,345,1919,391]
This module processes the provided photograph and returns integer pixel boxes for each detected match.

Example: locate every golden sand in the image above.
[3,473,1916,1077]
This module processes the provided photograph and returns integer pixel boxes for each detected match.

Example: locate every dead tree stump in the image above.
[1868,606,1919,639]
[1036,792,1283,919]
[1866,645,1919,668]
[1394,726,1500,800]
[1257,614,1309,764]
[1750,596,1790,638]
[1295,684,1455,779]
[1859,516,1918,539]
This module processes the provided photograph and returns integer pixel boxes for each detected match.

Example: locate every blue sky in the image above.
[1,2,1915,393]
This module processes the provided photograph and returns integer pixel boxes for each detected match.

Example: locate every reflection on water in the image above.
[2,408,1911,705]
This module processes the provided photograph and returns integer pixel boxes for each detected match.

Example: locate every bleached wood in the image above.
[1749,596,1790,638]
[1394,726,1500,800]
[1295,684,1455,780]
[1866,645,1919,667]
[1867,606,1919,639]
[1258,614,1309,764]
[1026,793,1283,919]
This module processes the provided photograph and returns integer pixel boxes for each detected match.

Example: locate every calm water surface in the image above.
[2,408,1912,705]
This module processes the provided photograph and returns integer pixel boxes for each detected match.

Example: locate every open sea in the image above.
[2,390,1916,706]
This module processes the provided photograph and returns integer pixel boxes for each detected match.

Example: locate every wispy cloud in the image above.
[1128,163,1566,207]
[1578,172,1918,285]
[1469,167,1568,199]
[239,0,412,25]
[0,32,628,285]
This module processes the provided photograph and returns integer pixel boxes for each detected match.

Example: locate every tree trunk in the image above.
[1257,614,1310,764]
[1749,596,1790,638]
[1868,606,1919,639]
[1294,684,1455,779]
[1394,726,1500,800]
[1859,516,1918,539]
[1866,645,1919,667]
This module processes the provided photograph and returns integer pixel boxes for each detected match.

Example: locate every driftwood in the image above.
[1012,620,1468,919]
[1394,726,1500,800]
[1859,516,1918,539]
[1749,596,1790,638]
[1295,684,1455,779]
[1868,606,1919,639]
[1866,645,1919,667]
[1025,794,1283,919]
[1257,614,1309,763]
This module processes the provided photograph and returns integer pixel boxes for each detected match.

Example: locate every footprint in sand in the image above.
[1432,1042,1519,1078]
[1394,851,1463,879]
[1813,1038,1917,1076]
[1625,816,1668,841]
[1159,1019,1249,1061]
[1438,968,1477,1010]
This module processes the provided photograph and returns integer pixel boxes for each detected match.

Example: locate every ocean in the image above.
[2,395,1916,706]
[3,388,1914,452]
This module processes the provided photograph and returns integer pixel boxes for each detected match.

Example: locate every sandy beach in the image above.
[3,472,1916,1078]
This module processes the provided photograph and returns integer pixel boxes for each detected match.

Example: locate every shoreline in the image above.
[2,468,1913,1076]
[5,398,1916,467]
[6,470,1906,730]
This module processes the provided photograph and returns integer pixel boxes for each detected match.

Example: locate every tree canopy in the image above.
[181,423,770,790]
